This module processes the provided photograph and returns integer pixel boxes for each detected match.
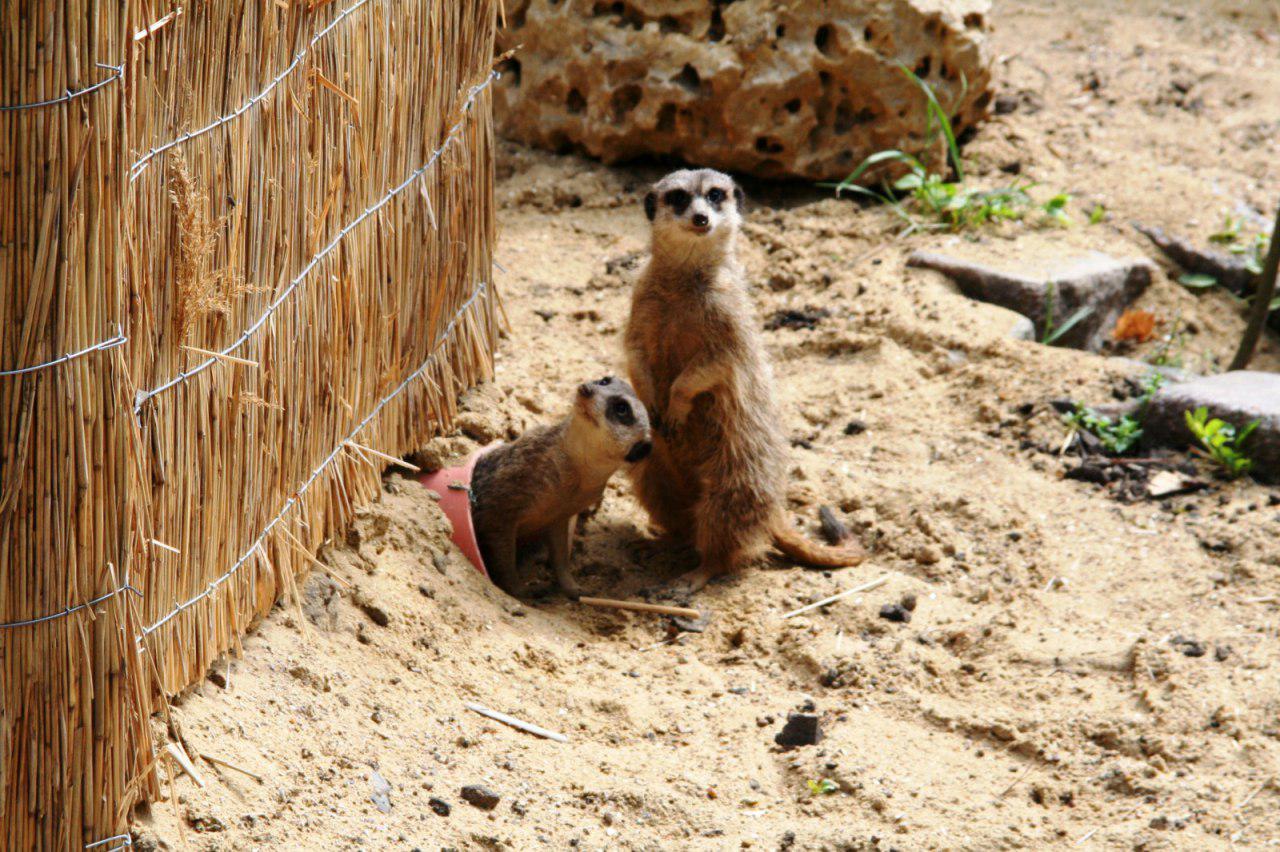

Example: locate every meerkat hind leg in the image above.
[546,514,581,600]
[481,525,526,597]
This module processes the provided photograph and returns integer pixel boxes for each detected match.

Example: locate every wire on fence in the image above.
[0,328,127,377]
[0,62,124,112]
[137,281,489,643]
[85,833,132,850]
[128,0,371,182]
[132,72,497,413]
[0,575,141,631]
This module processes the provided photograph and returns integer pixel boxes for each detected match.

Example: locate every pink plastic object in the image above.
[417,445,498,579]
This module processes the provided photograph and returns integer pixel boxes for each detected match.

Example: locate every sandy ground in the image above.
[137,1,1280,849]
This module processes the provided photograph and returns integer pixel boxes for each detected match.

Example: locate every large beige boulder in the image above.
[494,0,994,181]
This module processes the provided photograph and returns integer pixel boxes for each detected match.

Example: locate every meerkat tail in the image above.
[770,520,865,568]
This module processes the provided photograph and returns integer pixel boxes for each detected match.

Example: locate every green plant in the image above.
[1062,373,1165,455]
[1185,407,1258,478]
[1088,204,1107,225]
[807,779,839,796]
[1040,282,1094,346]
[1149,311,1187,368]
[820,67,1071,235]
[1177,272,1218,290]
[1064,407,1143,454]
[1042,193,1072,227]
[1209,214,1242,245]
[1208,213,1270,276]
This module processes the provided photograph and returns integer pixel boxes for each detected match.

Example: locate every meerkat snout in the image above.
[644,169,744,246]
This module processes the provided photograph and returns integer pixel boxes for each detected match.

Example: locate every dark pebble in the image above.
[1170,635,1206,658]
[844,419,868,436]
[428,797,451,817]
[461,785,501,810]
[879,603,911,623]
[775,713,822,748]
[818,506,851,545]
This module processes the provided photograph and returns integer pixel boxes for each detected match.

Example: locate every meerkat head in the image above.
[573,376,653,465]
[644,168,744,260]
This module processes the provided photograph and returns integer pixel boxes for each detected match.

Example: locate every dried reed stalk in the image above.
[1,1,499,846]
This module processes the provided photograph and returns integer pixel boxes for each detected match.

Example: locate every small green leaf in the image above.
[1178,273,1218,289]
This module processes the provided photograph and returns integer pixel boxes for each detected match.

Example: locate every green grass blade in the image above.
[899,63,964,181]
[1042,304,1094,345]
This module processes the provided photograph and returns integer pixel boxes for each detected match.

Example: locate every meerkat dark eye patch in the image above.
[705,187,726,208]
[625,440,652,463]
[644,191,657,221]
[663,189,692,215]
[605,397,635,426]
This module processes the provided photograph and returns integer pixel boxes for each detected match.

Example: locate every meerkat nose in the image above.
[692,213,709,228]
[578,383,594,398]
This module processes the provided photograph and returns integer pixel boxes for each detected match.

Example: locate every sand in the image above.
[137,1,1280,849]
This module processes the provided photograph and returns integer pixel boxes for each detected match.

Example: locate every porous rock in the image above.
[907,250,1154,350]
[1143,371,1280,482]
[495,1,994,180]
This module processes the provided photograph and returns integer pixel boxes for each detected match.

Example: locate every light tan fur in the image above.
[470,378,652,598]
[625,168,864,591]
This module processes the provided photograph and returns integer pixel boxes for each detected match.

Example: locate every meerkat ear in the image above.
[644,191,657,221]
[733,184,746,212]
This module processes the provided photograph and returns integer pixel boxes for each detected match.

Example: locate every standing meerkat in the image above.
[625,168,864,592]
[470,377,652,599]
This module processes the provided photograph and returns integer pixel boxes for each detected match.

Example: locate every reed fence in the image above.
[1,1,500,847]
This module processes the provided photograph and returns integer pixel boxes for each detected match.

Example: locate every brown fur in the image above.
[625,169,864,591]
[470,377,651,598]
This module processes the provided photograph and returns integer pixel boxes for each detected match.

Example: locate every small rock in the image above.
[206,659,229,689]
[1170,635,1206,658]
[879,603,911,623]
[818,506,851,545]
[353,591,391,624]
[1134,223,1256,294]
[1007,315,1036,341]
[428,797,451,817]
[461,785,501,810]
[1215,645,1232,662]
[900,593,918,612]
[843,419,868,436]
[186,810,226,833]
[1143,371,1280,482]
[774,713,822,748]
[994,93,1019,115]
[370,770,392,814]
[764,307,829,331]
[907,249,1154,351]
[301,570,342,629]
[914,545,941,565]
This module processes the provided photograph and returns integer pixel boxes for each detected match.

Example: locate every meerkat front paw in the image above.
[666,394,693,430]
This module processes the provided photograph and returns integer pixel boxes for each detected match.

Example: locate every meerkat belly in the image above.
[513,485,601,543]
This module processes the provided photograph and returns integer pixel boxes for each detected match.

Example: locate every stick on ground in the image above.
[200,752,264,783]
[578,596,701,620]
[781,575,889,619]
[465,701,568,743]
[164,742,205,788]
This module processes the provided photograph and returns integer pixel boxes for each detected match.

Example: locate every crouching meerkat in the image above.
[625,168,865,592]
[470,377,652,599]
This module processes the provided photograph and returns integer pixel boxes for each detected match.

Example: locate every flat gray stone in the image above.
[1144,371,1280,482]
[908,250,1154,350]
